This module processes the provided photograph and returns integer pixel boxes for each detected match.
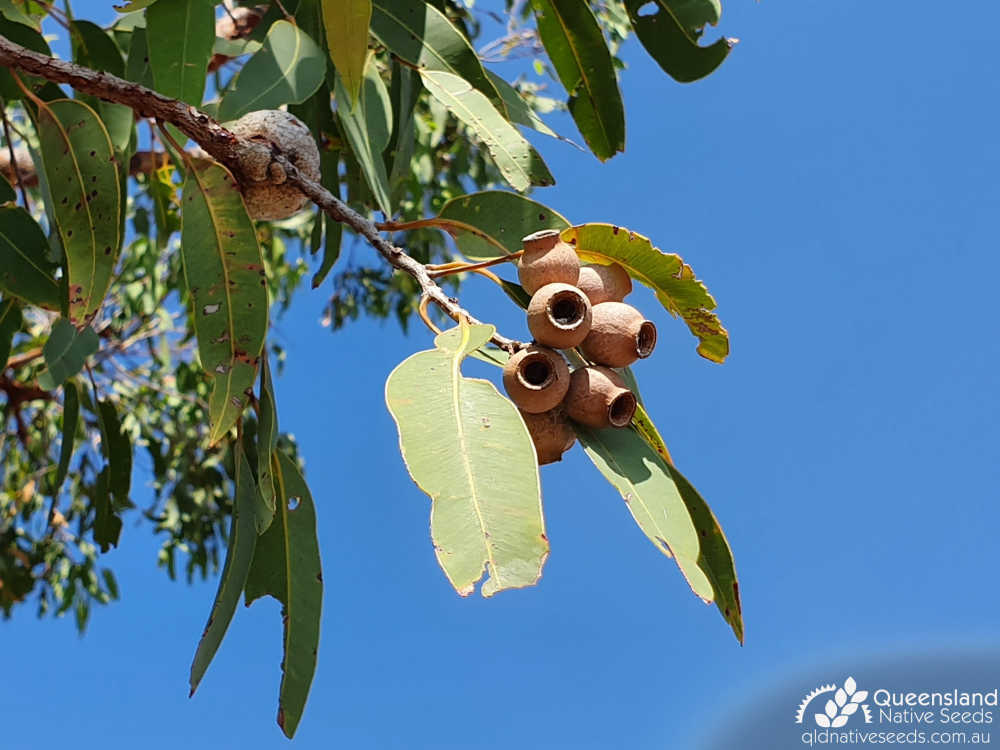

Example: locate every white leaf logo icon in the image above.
[815,714,831,728]
[852,690,869,703]
[825,700,838,718]
[835,688,847,707]
[841,703,859,716]
[832,715,849,728]
[844,677,857,695]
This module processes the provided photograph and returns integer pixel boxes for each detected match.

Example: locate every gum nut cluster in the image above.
[501,230,658,465]
[226,110,321,221]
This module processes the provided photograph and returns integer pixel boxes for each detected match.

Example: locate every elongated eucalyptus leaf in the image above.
[420,71,555,193]
[485,71,562,141]
[0,297,21,367]
[385,322,548,597]
[189,446,259,695]
[218,20,326,122]
[335,56,392,215]
[146,0,213,106]
[322,0,371,108]
[93,466,122,553]
[245,451,323,739]
[0,205,61,309]
[667,0,722,37]
[530,0,624,161]
[96,399,132,506]
[624,0,732,83]
[0,16,50,101]
[370,0,506,115]
[432,190,570,260]
[37,319,99,390]
[577,424,715,596]
[54,379,80,493]
[387,62,418,206]
[256,357,278,532]
[311,151,343,288]
[562,223,728,362]
[70,20,134,153]
[0,0,41,30]
[124,27,154,89]
[36,99,122,327]
[180,160,268,445]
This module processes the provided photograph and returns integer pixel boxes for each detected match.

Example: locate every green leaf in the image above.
[623,0,732,83]
[433,190,570,260]
[93,466,122,553]
[665,0,722,37]
[387,62,418,207]
[146,0,213,106]
[218,20,326,122]
[0,0,41,30]
[0,173,14,203]
[189,445,259,695]
[0,204,61,309]
[562,223,728,362]
[180,160,269,445]
[385,321,548,597]
[370,0,506,116]
[54,379,80,493]
[70,21,134,154]
[245,451,323,739]
[419,71,555,193]
[0,297,20,367]
[37,319,99,390]
[322,0,371,108]
[530,0,624,161]
[96,398,132,506]
[484,70,561,141]
[256,357,278,533]
[112,0,157,12]
[499,278,531,311]
[35,98,122,327]
[124,27,154,89]
[335,55,392,215]
[0,17,50,101]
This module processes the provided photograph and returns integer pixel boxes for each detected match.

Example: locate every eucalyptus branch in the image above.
[0,32,525,353]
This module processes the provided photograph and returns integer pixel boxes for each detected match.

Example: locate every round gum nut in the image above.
[520,406,577,465]
[518,229,580,295]
[564,366,637,429]
[578,301,657,368]
[576,262,633,304]
[526,282,593,349]
[502,345,571,414]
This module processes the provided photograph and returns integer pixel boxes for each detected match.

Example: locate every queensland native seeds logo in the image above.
[796,676,873,728]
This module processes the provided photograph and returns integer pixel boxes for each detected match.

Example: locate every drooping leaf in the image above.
[419,71,555,193]
[245,451,323,739]
[484,70,562,141]
[93,466,122,553]
[623,0,732,83]
[370,0,506,115]
[0,297,21,367]
[562,223,728,362]
[96,398,132,506]
[180,160,269,445]
[218,20,326,122]
[577,425,715,601]
[0,204,61,309]
[335,55,392,215]
[530,0,624,161]
[70,20,134,154]
[431,190,570,260]
[35,98,122,327]
[385,321,548,597]
[146,0,213,106]
[256,357,278,533]
[54,379,80,493]
[322,0,371,108]
[387,62,418,207]
[189,445,259,696]
[0,17,50,100]
[37,319,99,390]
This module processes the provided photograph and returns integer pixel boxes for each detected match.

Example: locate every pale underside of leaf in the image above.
[322,0,372,109]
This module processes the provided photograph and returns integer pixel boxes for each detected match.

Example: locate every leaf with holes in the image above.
[0,205,61,310]
[335,55,392,215]
[624,0,732,83]
[218,20,326,122]
[322,0,371,109]
[70,20,134,154]
[0,16,50,101]
[385,321,548,597]
[562,223,727,362]
[245,451,323,739]
[419,71,554,193]
[35,99,122,327]
[664,0,722,38]
[189,445,258,696]
[530,0,624,161]
[37,319,99,390]
[370,0,506,115]
[146,0,213,106]
[180,160,268,445]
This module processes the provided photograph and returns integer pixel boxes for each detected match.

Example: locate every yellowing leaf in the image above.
[322,0,371,108]
[385,322,548,597]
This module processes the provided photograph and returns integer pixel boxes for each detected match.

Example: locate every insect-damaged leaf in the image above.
[530,0,624,161]
[245,451,323,739]
[624,0,732,83]
[385,322,548,597]
[70,20,134,154]
[37,318,99,390]
[662,0,722,38]
[562,223,728,362]
[218,20,326,122]
[322,0,371,109]
[0,204,61,310]
[189,446,258,696]
[35,99,122,327]
[419,71,554,193]
[335,55,392,216]
[180,160,268,445]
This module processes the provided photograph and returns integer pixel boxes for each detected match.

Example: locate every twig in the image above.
[0,98,30,210]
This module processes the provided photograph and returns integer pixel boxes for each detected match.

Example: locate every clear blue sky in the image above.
[5,1,1000,748]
